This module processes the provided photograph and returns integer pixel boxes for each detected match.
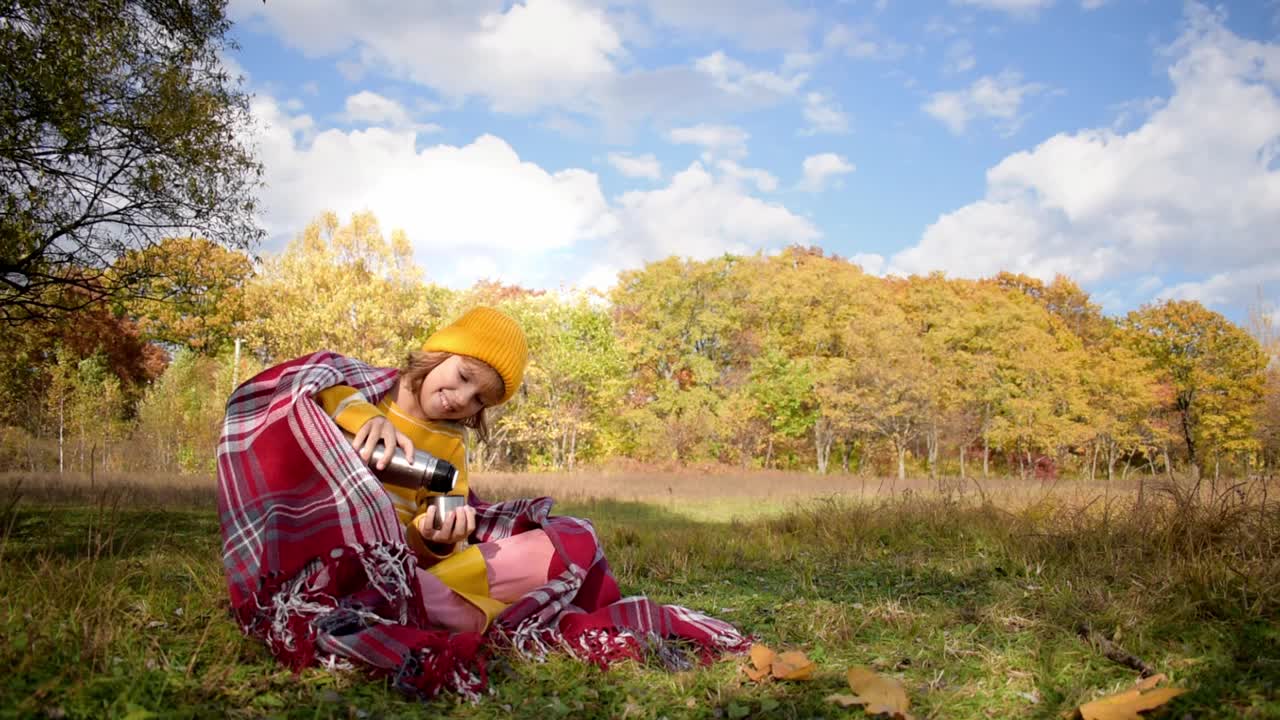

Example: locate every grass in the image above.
[1,472,1278,719]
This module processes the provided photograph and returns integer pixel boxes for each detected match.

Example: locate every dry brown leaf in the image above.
[771,650,816,680]
[742,644,816,683]
[843,666,915,720]
[743,643,776,682]
[1131,674,1166,693]
[1077,675,1185,720]
[750,644,777,671]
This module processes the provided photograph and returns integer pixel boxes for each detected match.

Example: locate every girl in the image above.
[315,306,553,633]
[218,306,747,699]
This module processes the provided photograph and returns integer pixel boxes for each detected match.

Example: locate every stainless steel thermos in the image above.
[344,432,458,492]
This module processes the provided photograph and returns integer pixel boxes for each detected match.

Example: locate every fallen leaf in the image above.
[1132,674,1166,693]
[750,644,777,671]
[771,650,816,681]
[842,666,915,720]
[743,643,815,682]
[743,643,777,682]
[1077,675,1186,720]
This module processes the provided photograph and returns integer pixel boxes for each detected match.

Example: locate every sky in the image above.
[226,0,1280,324]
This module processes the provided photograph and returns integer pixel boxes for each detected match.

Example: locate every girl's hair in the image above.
[400,351,504,443]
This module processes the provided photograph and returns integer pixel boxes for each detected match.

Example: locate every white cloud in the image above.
[799,153,856,192]
[851,252,886,275]
[1081,0,1108,9]
[606,152,663,180]
[250,95,616,286]
[667,123,751,159]
[802,92,851,135]
[248,94,816,291]
[823,22,907,61]
[231,0,623,114]
[695,51,807,100]
[232,0,811,129]
[612,162,819,261]
[341,91,442,132]
[944,39,976,74]
[343,91,407,125]
[717,159,779,192]
[571,162,819,290]
[951,0,1054,16]
[1160,264,1280,308]
[923,71,1047,135]
[891,6,1280,314]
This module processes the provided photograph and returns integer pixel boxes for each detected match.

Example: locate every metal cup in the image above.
[427,495,468,530]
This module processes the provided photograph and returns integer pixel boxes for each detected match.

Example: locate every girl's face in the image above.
[417,355,504,421]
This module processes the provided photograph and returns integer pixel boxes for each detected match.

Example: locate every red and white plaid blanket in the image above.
[217,351,750,698]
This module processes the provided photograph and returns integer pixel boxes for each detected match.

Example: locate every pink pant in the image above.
[418,529,555,633]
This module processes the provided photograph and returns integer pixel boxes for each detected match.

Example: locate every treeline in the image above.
[3,211,1278,480]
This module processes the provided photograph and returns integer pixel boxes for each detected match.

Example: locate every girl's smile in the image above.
[411,354,503,421]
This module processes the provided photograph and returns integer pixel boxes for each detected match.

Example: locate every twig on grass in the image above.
[1075,624,1156,677]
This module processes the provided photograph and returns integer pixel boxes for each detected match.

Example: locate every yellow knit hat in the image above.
[422,306,528,405]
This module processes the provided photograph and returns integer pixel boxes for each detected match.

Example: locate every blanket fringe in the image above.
[494,616,749,672]
[393,636,488,702]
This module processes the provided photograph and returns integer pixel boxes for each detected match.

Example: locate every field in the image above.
[1,470,1278,719]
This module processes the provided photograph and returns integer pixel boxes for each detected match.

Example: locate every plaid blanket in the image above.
[217,351,750,698]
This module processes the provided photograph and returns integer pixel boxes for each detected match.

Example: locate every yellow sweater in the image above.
[315,384,507,625]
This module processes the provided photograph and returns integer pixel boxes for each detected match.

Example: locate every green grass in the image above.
[1,484,1278,719]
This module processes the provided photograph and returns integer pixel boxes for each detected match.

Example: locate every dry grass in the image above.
[2,466,1157,525]
[2,467,1278,718]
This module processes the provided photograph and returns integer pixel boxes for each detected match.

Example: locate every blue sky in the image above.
[226,0,1280,324]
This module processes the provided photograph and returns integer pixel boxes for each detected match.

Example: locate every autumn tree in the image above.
[496,295,626,470]
[244,211,449,367]
[0,293,165,434]
[116,236,255,352]
[746,348,815,469]
[1251,300,1280,471]
[0,0,262,322]
[741,248,885,473]
[1125,300,1267,478]
[130,349,258,474]
[611,256,751,462]
[996,272,1113,347]
[853,297,933,483]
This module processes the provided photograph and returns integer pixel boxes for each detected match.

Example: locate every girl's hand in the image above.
[415,505,476,546]
[352,416,414,470]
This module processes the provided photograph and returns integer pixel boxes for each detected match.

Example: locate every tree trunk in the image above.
[982,435,990,478]
[1178,400,1197,470]
[814,421,833,475]
[897,445,906,482]
[58,397,65,474]
[959,444,966,479]
[765,437,774,469]
[1089,442,1098,482]
[926,424,938,479]
[568,424,578,472]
